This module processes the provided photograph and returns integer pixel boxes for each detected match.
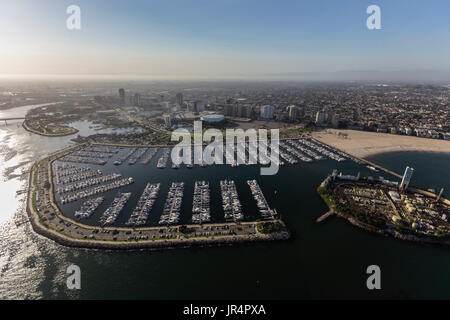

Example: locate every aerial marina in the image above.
[27,132,447,252]
[57,168,102,185]
[74,197,104,219]
[126,183,160,227]
[128,147,148,165]
[220,180,244,222]
[247,179,277,219]
[27,139,362,249]
[56,172,122,194]
[114,147,137,165]
[192,181,211,224]
[59,177,134,204]
[157,148,171,168]
[159,182,184,225]
[141,148,158,164]
[100,192,132,226]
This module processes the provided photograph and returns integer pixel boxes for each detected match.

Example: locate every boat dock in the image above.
[247,179,276,219]
[192,180,211,224]
[126,183,160,226]
[220,180,243,221]
[159,182,184,225]
[100,192,131,226]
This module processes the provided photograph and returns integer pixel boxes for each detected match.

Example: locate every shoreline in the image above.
[333,209,450,248]
[313,129,450,159]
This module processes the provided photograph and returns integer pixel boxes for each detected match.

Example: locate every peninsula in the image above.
[317,169,450,246]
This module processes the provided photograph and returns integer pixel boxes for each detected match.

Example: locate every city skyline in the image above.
[1,0,450,80]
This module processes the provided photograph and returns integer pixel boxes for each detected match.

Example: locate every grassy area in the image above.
[280,127,312,136]
[317,186,336,208]
[257,221,282,234]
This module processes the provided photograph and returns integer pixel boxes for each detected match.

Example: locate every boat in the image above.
[367,165,379,172]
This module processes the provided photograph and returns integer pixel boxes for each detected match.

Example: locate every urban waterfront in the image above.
[0,107,450,299]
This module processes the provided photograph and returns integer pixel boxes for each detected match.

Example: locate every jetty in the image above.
[316,210,334,223]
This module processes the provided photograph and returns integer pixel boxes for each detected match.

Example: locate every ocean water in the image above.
[1,107,450,299]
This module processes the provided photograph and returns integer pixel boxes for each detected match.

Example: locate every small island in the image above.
[317,168,450,245]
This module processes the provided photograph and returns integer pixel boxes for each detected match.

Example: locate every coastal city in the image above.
[1,0,450,303]
[15,82,450,146]
[0,79,443,248]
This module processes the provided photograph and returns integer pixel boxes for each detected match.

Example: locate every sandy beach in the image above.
[312,129,450,158]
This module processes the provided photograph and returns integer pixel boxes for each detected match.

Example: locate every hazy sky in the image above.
[1,0,449,78]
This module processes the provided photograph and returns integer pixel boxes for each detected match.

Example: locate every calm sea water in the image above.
[0,107,449,299]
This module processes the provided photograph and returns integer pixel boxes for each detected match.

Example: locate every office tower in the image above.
[244,105,253,118]
[287,105,300,121]
[195,101,205,112]
[176,93,183,106]
[400,166,414,190]
[224,104,235,117]
[315,111,325,125]
[163,114,172,128]
[118,88,125,104]
[236,104,245,117]
[133,93,141,106]
[260,105,274,119]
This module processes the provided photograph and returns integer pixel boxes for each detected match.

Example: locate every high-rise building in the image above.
[224,104,235,117]
[400,166,414,190]
[287,105,300,121]
[260,105,274,120]
[176,93,183,106]
[245,105,253,118]
[133,93,141,106]
[315,111,325,125]
[118,88,125,104]
[194,100,205,112]
[236,104,245,118]
[163,114,172,128]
